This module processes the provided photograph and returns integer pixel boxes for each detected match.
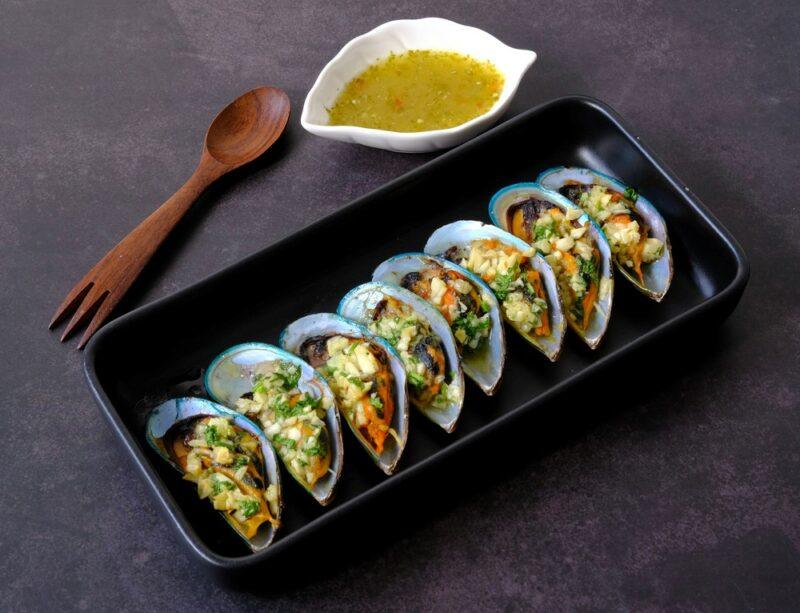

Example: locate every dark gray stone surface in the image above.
[2,0,798,610]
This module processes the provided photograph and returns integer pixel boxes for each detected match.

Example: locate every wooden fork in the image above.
[49,87,290,348]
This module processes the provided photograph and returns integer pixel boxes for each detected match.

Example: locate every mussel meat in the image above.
[280,313,409,474]
[146,397,282,551]
[537,166,673,301]
[204,343,344,505]
[338,282,465,432]
[424,220,566,361]
[489,183,614,349]
[372,253,505,394]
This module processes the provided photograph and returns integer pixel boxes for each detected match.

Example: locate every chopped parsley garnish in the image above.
[534,221,556,241]
[273,363,302,390]
[295,394,321,411]
[401,316,420,329]
[407,371,426,389]
[369,394,384,418]
[374,323,399,347]
[431,382,454,409]
[346,375,365,389]
[251,374,267,396]
[204,425,219,446]
[480,300,491,313]
[623,186,639,202]
[491,263,520,301]
[232,455,250,469]
[271,392,319,419]
[579,257,599,285]
[204,425,233,449]
[453,311,490,345]
[212,476,236,496]
[304,438,328,457]
[272,434,296,450]
[270,395,296,419]
[239,498,260,519]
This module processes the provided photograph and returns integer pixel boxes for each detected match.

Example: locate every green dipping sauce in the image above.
[327,50,505,133]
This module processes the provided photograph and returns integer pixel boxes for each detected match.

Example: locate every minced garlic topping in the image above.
[369,299,457,410]
[579,186,664,267]
[316,335,392,451]
[521,204,606,327]
[404,270,491,352]
[235,361,331,488]
[459,240,548,335]
[178,416,279,531]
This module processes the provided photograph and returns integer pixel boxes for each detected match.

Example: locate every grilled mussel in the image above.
[537,166,672,301]
[489,183,614,349]
[372,253,505,394]
[204,343,343,505]
[280,313,409,474]
[338,282,465,433]
[424,220,566,361]
[146,397,282,551]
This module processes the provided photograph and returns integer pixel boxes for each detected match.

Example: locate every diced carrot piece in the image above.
[527,270,551,336]
[510,208,527,241]
[561,251,578,274]
[582,281,598,330]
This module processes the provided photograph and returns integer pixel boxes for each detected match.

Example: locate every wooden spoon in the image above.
[50,86,291,348]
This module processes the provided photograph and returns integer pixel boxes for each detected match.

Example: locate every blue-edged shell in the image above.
[204,342,344,505]
[489,182,614,349]
[424,220,566,362]
[338,282,465,433]
[279,313,409,475]
[145,396,282,551]
[372,253,506,394]
[537,166,673,301]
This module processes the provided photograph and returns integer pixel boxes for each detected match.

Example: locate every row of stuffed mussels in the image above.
[145,166,674,551]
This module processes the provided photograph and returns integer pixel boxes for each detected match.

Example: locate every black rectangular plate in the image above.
[84,96,749,570]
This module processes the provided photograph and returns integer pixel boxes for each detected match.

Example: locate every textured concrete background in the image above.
[2,0,799,610]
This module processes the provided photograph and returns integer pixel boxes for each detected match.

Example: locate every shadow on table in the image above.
[210,319,737,597]
[108,123,295,319]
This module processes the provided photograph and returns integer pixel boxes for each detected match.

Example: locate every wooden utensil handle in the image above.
[128,156,225,257]
[95,155,227,281]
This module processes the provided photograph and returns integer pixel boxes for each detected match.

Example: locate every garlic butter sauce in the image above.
[328,50,504,132]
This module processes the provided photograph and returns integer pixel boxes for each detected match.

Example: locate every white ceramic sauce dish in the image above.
[300,18,536,153]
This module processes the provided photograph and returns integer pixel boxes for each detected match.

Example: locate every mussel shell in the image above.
[488,182,614,349]
[204,342,344,505]
[372,253,506,394]
[279,313,409,475]
[424,220,566,361]
[537,166,673,301]
[337,282,465,433]
[145,396,282,551]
